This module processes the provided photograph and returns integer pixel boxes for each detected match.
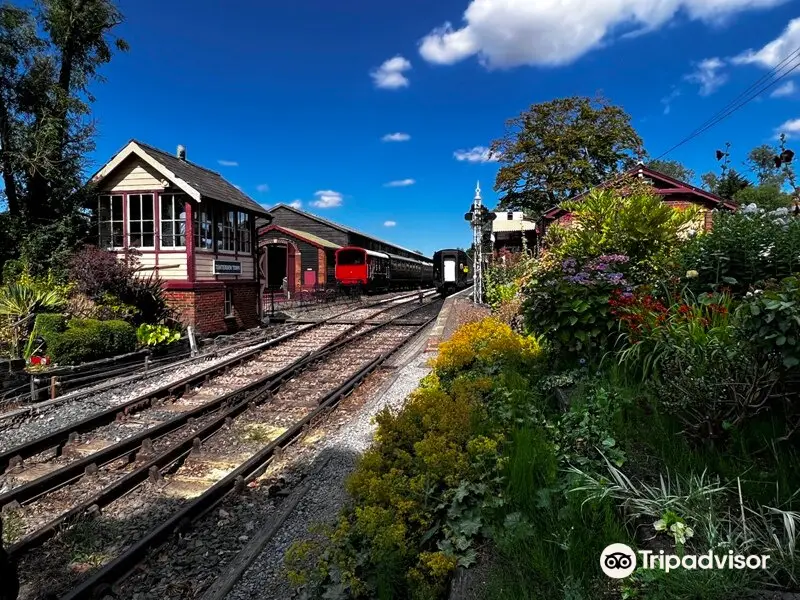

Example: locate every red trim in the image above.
[258,224,333,250]
[164,280,257,291]
[154,192,160,271]
[185,200,195,282]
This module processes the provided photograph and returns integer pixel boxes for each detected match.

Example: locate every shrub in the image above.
[544,187,699,278]
[680,208,800,295]
[432,317,542,379]
[67,246,173,326]
[522,255,630,360]
[68,246,141,300]
[287,384,504,599]
[47,318,137,365]
[137,323,182,348]
[737,276,800,369]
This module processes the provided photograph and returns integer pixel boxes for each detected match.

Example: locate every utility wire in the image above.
[655,47,800,161]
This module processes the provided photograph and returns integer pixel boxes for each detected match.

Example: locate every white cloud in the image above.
[771,80,796,97]
[661,87,681,114]
[418,0,786,69]
[311,190,343,208]
[289,199,303,209]
[218,160,238,167]
[384,179,416,187]
[371,55,412,89]
[382,132,411,142]
[256,183,270,193]
[384,220,397,227]
[733,17,800,68]
[685,57,728,95]
[775,118,800,138]
[453,146,500,163]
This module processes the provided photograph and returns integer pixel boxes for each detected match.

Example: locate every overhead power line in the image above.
[655,46,800,161]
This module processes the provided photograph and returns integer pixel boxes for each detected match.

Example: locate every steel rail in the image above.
[59,311,437,600]
[4,300,440,562]
[0,289,427,425]
[0,291,429,473]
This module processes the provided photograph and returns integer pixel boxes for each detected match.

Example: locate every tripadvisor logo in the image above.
[600,543,770,578]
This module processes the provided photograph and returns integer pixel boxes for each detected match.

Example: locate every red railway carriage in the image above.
[335,246,433,291]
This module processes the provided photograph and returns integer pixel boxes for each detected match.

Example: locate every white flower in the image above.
[653,519,667,531]
[686,270,699,279]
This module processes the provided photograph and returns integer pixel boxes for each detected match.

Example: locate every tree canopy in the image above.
[0,0,126,276]
[647,159,695,183]
[490,95,645,218]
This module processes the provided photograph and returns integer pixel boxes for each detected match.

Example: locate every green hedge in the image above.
[47,318,137,365]
[34,313,67,341]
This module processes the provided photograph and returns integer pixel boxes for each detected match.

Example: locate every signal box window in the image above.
[98,195,124,248]
[129,194,155,248]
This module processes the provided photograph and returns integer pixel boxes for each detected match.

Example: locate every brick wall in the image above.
[164,290,197,328]
[164,283,260,336]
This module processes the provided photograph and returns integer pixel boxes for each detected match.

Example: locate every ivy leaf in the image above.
[453,482,469,503]
[784,356,800,368]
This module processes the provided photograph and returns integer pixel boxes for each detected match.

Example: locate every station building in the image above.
[257,204,429,294]
[88,140,273,335]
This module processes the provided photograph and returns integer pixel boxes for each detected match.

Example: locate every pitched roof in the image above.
[261,224,341,250]
[90,140,272,217]
[541,164,737,220]
[266,203,430,261]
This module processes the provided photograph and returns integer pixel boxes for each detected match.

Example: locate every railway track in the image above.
[3,296,442,600]
[0,289,434,444]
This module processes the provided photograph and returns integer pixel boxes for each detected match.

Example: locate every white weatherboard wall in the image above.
[100,156,165,192]
[196,253,254,280]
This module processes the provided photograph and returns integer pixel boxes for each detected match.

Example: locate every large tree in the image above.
[0,0,126,276]
[746,144,786,187]
[647,159,695,183]
[490,95,645,218]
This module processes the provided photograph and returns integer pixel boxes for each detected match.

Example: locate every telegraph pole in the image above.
[464,181,496,304]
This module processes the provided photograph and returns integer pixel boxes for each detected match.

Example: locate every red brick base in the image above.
[164,281,260,336]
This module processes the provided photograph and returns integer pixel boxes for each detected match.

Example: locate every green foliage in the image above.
[116,272,173,326]
[702,168,750,200]
[546,188,699,273]
[136,323,181,347]
[0,0,127,276]
[680,208,800,295]
[737,276,800,369]
[648,159,695,183]
[522,255,630,360]
[557,384,628,468]
[491,94,644,217]
[746,143,787,187]
[0,273,68,358]
[734,184,792,211]
[26,312,66,359]
[47,318,136,365]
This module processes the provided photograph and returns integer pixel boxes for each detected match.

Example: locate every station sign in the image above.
[214,260,242,275]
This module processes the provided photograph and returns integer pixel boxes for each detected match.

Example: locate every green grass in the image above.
[484,426,630,600]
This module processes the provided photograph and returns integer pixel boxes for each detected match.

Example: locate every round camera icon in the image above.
[600,543,637,578]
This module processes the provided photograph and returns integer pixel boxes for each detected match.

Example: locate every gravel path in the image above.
[0,325,301,453]
[225,329,432,600]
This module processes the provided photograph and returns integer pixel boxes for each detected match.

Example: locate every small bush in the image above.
[432,317,542,378]
[137,323,181,347]
[47,319,137,365]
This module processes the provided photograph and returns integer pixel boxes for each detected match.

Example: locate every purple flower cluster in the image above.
[562,258,577,274]
[556,254,631,287]
[586,254,630,272]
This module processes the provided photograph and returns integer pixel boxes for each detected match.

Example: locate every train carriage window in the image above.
[338,249,365,265]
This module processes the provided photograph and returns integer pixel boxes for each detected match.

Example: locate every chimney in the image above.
[177,145,186,160]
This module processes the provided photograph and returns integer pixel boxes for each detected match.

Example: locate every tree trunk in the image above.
[0,98,19,215]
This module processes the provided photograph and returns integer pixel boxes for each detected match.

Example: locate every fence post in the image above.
[187,326,199,357]
[29,376,37,403]
[50,376,58,400]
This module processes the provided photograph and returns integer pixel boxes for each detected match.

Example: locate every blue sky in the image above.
[89,0,800,256]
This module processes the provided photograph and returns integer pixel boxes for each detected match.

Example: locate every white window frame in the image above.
[98,194,124,249]
[224,288,233,317]
[160,194,187,249]
[194,203,214,250]
[237,211,251,253]
[128,193,155,249]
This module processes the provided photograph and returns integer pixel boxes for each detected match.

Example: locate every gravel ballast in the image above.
[225,330,432,600]
[0,325,301,453]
